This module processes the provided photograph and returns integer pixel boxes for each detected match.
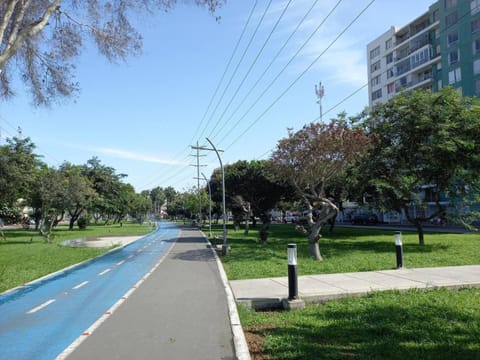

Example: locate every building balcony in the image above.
[395,75,433,92]
[394,20,439,49]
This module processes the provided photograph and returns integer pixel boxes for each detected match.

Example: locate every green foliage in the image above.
[216,224,480,280]
[240,288,480,359]
[361,87,480,243]
[77,216,89,229]
[0,137,43,209]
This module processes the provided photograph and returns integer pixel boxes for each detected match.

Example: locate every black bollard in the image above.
[395,231,404,268]
[287,244,298,300]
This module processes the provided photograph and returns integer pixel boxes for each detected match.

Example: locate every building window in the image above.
[387,67,394,79]
[472,18,480,33]
[372,75,381,86]
[445,0,457,8]
[371,60,381,73]
[385,38,393,50]
[387,82,395,94]
[473,38,480,54]
[474,59,480,74]
[447,32,459,46]
[476,79,480,95]
[472,0,480,15]
[372,89,382,101]
[446,11,458,28]
[448,67,461,84]
[449,49,459,64]
[386,53,394,64]
[438,79,443,90]
[370,46,380,59]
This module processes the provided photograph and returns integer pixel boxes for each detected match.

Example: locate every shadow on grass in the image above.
[247,289,480,359]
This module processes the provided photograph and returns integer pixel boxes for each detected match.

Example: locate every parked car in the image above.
[284,215,297,223]
[351,214,379,225]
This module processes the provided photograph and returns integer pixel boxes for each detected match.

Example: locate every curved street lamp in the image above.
[205,138,228,255]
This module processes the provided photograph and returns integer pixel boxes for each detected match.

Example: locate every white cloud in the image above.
[95,147,185,165]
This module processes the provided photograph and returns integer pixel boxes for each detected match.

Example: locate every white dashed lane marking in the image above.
[72,281,89,290]
[27,299,56,314]
[116,260,125,266]
[98,269,111,276]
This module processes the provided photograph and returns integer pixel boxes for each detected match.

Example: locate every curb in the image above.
[202,231,251,360]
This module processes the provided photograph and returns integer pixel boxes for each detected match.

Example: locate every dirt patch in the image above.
[243,324,275,360]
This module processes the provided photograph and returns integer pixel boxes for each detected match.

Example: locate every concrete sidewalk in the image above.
[65,226,244,360]
[230,265,480,310]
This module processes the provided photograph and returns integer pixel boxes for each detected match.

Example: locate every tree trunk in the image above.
[414,220,425,245]
[259,222,270,245]
[309,242,322,260]
[308,221,323,260]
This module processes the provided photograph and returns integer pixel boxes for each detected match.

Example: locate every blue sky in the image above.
[0,0,434,192]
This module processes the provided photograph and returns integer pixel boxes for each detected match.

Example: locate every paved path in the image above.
[230,265,480,309]
[64,225,238,360]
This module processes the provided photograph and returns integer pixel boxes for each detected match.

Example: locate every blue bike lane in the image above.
[0,222,179,360]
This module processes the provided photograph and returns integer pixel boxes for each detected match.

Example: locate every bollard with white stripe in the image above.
[287,244,298,300]
[395,231,404,269]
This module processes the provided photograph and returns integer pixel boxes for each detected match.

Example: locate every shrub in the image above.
[77,216,89,230]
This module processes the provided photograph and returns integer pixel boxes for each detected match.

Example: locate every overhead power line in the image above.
[210,0,322,141]
[187,0,259,147]
[223,0,376,151]
[207,0,294,139]
[196,0,275,141]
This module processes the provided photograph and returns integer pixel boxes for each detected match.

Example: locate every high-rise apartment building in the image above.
[367,0,480,108]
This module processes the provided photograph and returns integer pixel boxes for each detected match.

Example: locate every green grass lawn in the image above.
[212,223,480,359]
[0,222,154,293]
[213,224,480,280]
[239,287,480,359]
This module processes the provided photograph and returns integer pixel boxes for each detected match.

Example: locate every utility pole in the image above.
[315,81,325,122]
[190,142,207,226]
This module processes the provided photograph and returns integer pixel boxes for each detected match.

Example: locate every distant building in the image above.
[367,0,480,108]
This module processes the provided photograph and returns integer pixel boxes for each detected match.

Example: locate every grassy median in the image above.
[0,222,154,293]
[215,224,480,280]
[239,287,480,359]
[212,223,480,359]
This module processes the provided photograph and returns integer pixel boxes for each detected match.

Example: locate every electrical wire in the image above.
[210,0,322,141]
[196,0,275,142]
[187,0,259,147]
[207,0,294,139]
[223,0,377,151]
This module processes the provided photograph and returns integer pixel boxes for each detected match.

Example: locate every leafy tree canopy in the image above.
[361,87,480,244]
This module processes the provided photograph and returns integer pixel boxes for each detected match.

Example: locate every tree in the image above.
[59,163,95,230]
[31,166,67,241]
[270,120,372,260]
[82,157,125,223]
[0,0,224,106]
[221,160,288,243]
[0,137,41,213]
[361,87,480,245]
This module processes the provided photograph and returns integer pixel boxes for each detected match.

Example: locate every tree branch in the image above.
[0,0,61,70]
[0,0,20,52]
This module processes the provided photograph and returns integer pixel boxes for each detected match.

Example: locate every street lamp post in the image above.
[205,138,228,255]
